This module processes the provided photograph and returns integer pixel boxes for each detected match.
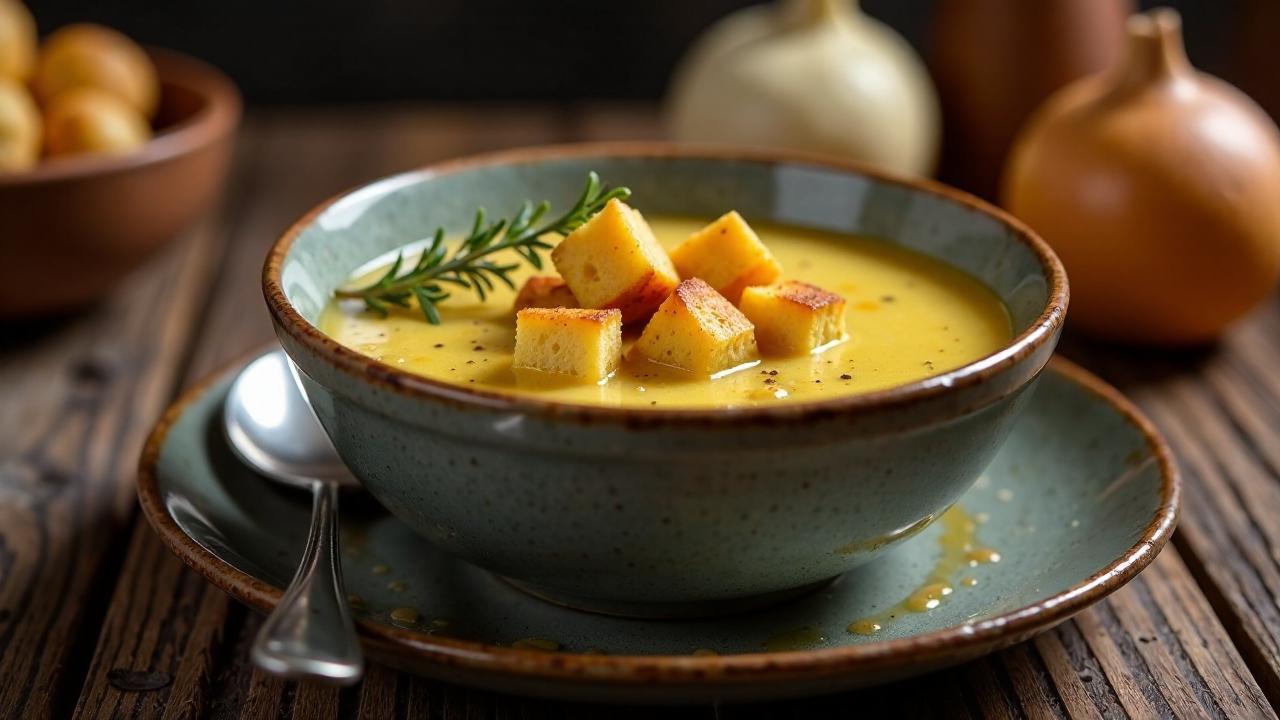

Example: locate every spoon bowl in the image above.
[223,349,364,684]
[224,351,354,488]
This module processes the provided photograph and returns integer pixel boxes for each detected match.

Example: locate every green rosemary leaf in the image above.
[436,275,472,289]
[467,209,486,242]
[471,268,496,292]
[469,271,488,301]
[509,200,535,236]
[578,172,599,208]
[413,287,444,325]
[418,229,447,271]
[490,268,518,291]
[334,172,629,324]
[524,249,543,270]
[523,201,550,232]
[374,252,404,288]
[383,291,412,308]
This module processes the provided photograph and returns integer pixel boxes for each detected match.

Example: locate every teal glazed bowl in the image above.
[264,144,1068,618]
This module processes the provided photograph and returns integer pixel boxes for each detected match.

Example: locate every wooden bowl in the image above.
[0,48,240,318]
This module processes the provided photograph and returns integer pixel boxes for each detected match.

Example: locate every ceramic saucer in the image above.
[138,354,1177,704]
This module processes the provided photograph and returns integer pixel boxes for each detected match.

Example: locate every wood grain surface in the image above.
[2,105,1278,719]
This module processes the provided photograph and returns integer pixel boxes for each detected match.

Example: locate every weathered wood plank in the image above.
[1001,643,1064,720]
[0,199,226,717]
[70,111,369,720]
[290,683,342,720]
[69,106,573,720]
[566,103,665,142]
[1065,299,1280,707]
[62,104,1280,719]
[1032,633,1103,720]
[715,548,1269,719]
[353,665,398,720]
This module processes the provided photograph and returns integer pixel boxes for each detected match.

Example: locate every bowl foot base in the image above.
[499,575,839,620]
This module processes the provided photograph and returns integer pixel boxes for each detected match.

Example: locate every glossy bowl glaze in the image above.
[0,49,240,318]
[264,144,1068,618]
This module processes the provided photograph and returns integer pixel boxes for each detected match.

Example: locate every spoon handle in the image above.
[252,481,364,684]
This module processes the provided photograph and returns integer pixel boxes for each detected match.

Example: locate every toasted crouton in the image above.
[668,211,782,303]
[513,275,578,312]
[551,199,679,323]
[513,307,622,383]
[739,281,847,356]
[632,278,758,376]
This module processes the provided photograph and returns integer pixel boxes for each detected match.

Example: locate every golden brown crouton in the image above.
[739,281,847,356]
[668,211,782,303]
[551,199,679,323]
[513,275,578,312]
[513,307,622,383]
[631,278,758,376]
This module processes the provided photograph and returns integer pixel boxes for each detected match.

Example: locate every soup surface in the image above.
[320,217,1012,409]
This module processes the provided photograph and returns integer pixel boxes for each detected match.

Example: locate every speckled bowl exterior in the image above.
[264,144,1068,615]
[138,355,1176,703]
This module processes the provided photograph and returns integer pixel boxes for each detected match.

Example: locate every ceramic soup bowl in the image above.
[264,145,1068,618]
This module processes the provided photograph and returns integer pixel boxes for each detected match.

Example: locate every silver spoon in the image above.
[223,350,364,685]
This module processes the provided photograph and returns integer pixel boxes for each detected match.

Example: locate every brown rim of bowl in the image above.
[263,143,1069,425]
[137,352,1178,688]
[0,47,241,188]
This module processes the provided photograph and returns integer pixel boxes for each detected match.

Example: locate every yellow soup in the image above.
[320,217,1012,408]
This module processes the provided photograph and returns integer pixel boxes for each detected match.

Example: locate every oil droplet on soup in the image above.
[321,217,1012,409]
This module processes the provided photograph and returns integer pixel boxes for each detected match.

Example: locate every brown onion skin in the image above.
[1003,9,1280,345]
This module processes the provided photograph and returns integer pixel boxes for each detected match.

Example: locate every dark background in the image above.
[20,0,1257,105]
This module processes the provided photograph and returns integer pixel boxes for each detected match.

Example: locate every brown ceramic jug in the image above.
[1002,9,1280,345]
[929,0,1130,198]
[1225,0,1280,123]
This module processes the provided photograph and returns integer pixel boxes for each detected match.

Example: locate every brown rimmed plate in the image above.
[138,352,1177,704]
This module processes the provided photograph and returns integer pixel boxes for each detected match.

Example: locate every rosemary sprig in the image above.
[334,172,630,324]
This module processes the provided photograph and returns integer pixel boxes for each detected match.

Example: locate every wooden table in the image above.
[3,106,1279,719]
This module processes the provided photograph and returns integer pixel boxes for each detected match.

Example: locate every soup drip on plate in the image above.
[846,504,1001,637]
